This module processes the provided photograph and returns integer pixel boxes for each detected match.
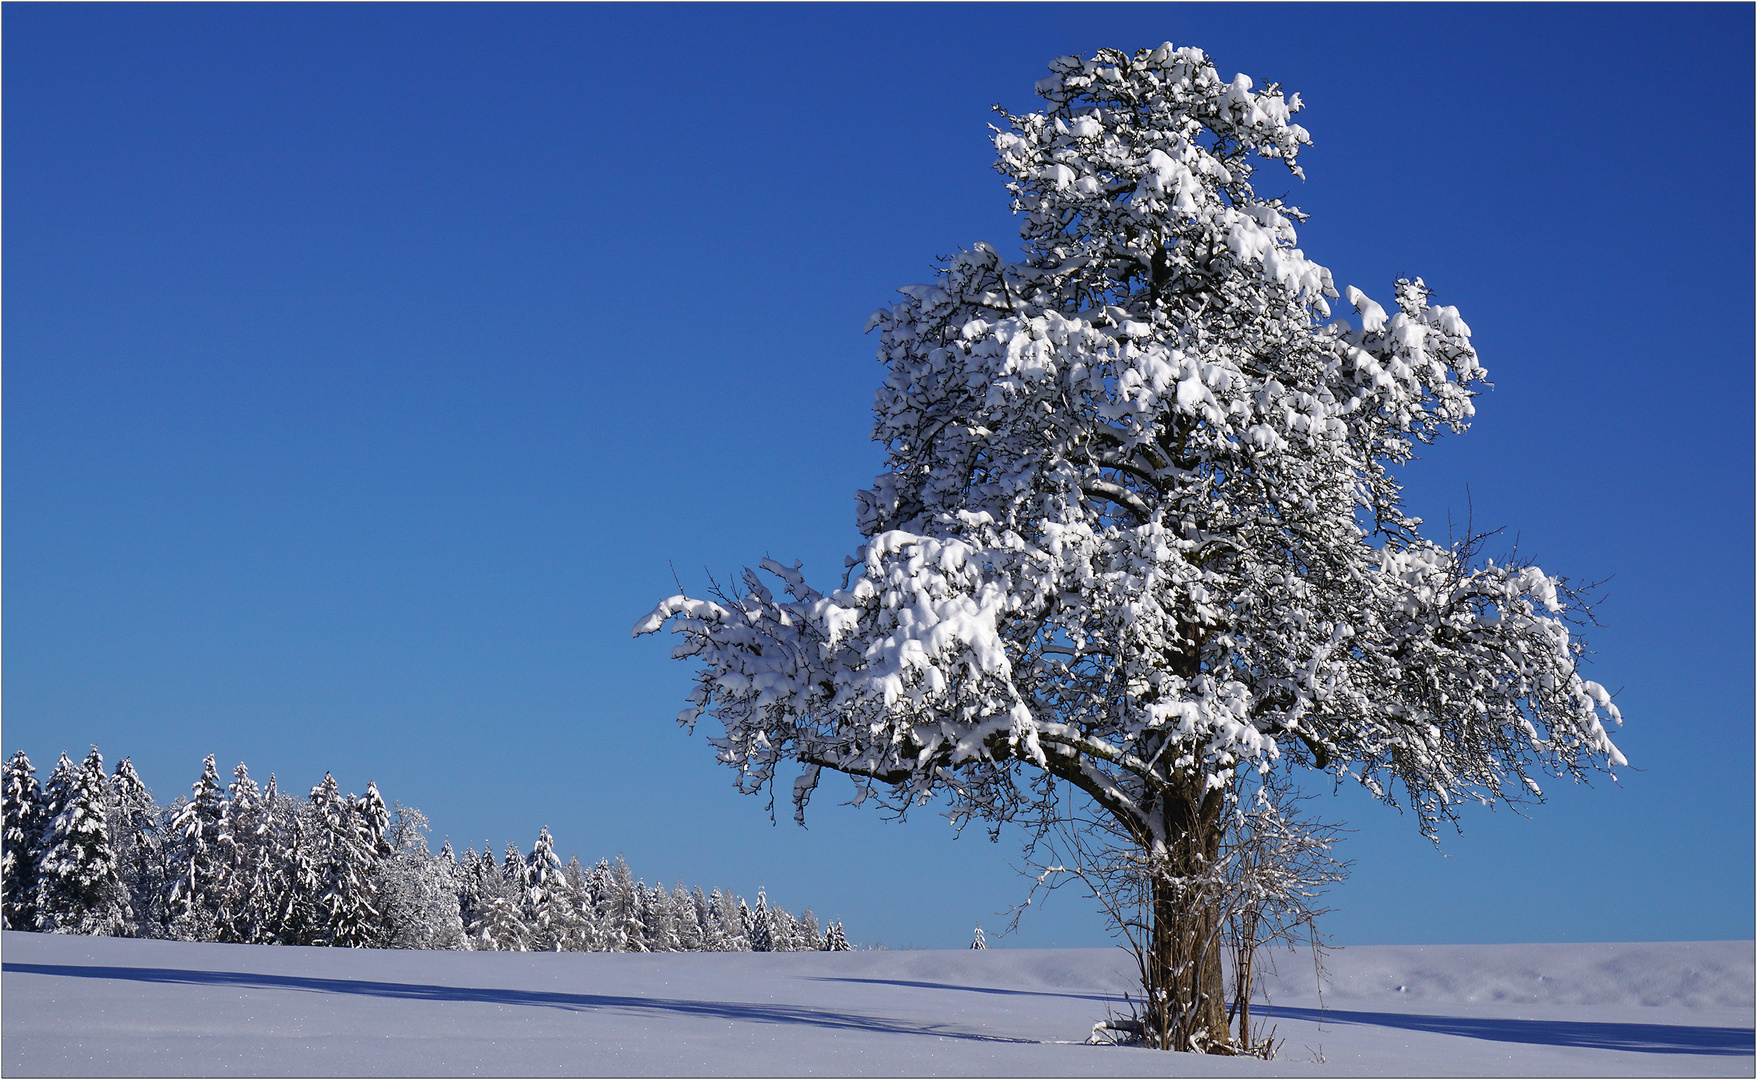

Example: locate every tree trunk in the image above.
[1143,784,1232,1052]
[1231,909,1258,1052]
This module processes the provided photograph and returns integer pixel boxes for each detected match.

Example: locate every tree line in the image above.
[1,746,851,953]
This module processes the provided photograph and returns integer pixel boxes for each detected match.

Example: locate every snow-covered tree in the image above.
[796,908,824,952]
[637,43,1625,1051]
[35,752,79,871]
[262,774,318,945]
[3,751,46,930]
[769,902,798,952]
[108,758,163,936]
[308,773,378,948]
[736,896,755,951]
[581,858,617,950]
[520,827,572,950]
[374,803,466,950]
[461,843,529,951]
[216,764,268,943]
[167,754,228,940]
[673,884,704,952]
[356,783,392,862]
[558,857,598,951]
[471,888,532,953]
[643,883,678,952]
[971,925,987,950]
[824,921,851,952]
[39,752,77,804]
[454,845,487,937]
[36,748,133,936]
[607,856,646,952]
[702,887,739,951]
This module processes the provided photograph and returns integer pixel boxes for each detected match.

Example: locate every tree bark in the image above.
[1144,783,1232,1052]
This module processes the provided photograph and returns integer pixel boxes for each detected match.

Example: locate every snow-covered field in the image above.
[3,931,1751,1076]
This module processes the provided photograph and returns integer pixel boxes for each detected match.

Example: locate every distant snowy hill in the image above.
[3,931,1751,1076]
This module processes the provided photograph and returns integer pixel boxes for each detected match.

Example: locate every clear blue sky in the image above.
[6,3,1752,949]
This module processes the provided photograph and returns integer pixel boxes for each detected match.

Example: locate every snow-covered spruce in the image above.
[35,748,133,937]
[3,750,46,931]
[637,42,1625,1053]
[166,755,226,941]
[0,748,849,952]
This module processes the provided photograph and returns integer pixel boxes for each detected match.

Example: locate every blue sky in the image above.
[6,3,1752,949]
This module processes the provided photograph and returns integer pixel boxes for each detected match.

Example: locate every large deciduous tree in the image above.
[638,42,1625,1052]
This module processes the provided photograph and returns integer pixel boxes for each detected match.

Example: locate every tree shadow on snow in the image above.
[1259,1004,1755,1057]
[1,962,1037,1044]
[803,976,1115,1004]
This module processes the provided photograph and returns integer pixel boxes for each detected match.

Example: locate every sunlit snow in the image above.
[4,932,1750,1076]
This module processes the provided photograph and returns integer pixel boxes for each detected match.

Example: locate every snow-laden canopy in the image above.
[637,44,1623,851]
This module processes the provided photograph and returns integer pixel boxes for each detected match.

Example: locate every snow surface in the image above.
[3,931,1750,1076]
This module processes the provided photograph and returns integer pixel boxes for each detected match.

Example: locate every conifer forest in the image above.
[2,747,850,953]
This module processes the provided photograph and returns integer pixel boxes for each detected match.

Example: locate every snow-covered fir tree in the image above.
[554,858,593,950]
[690,887,716,950]
[308,773,378,948]
[356,783,392,863]
[581,857,615,949]
[637,42,1624,1051]
[702,888,737,951]
[462,843,530,951]
[3,751,46,931]
[35,748,133,936]
[107,758,162,937]
[754,894,783,952]
[672,884,704,952]
[263,774,318,945]
[519,827,572,951]
[473,885,532,952]
[453,845,488,938]
[736,896,755,951]
[217,764,270,944]
[643,883,677,952]
[607,856,646,952]
[36,753,78,857]
[557,857,597,951]
[167,755,227,941]
[825,921,851,952]
[971,925,987,949]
